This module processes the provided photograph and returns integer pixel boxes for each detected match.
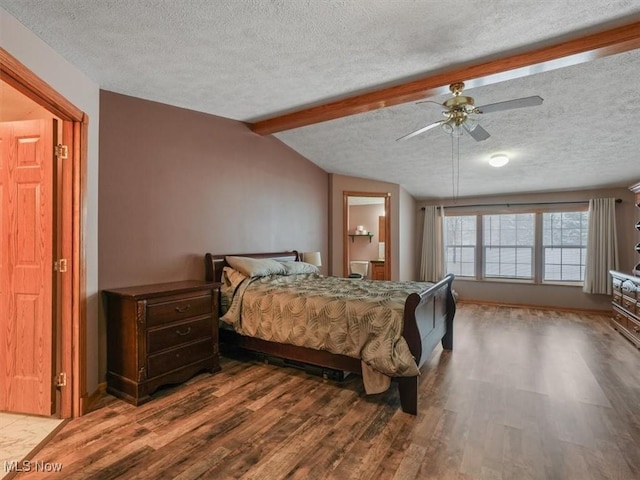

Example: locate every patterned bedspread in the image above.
[221,273,434,389]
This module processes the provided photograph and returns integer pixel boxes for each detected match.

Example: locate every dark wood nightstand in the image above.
[103,280,221,405]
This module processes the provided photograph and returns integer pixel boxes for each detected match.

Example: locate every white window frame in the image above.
[483,213,535,280]
[541,210,589,284]
[443,206,588,286]
[444,215,477,278]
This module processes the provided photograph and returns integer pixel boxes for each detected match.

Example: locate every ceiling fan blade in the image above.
[396,120,445,141]
[476,95,543,114]
[463,122,490,141]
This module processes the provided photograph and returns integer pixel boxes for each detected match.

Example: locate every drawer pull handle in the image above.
[176,327,192,336]
[175,305,191,313]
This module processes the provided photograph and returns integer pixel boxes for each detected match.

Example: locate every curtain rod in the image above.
[420,198,622,210]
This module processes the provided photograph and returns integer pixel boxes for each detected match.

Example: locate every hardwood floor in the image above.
[10,303,640,479]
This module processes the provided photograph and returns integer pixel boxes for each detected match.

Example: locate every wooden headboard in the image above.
[204,250,300,283]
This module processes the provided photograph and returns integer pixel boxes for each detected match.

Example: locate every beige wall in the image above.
[99,90,329,379]
[329,174,418,280]
[399,186,417,281]
[1,7,102,393]
[418,187,637,311]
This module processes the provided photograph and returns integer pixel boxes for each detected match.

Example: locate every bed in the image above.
[204,250,455,415]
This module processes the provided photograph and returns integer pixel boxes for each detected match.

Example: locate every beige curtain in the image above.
[583,198,619,295]
[420,206,445,282]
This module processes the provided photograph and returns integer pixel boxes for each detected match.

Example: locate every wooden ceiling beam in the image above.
[250,20,640,135]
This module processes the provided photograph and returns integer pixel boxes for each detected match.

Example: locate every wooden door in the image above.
[0,119,55,415]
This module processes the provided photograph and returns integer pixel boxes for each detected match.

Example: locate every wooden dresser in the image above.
[632,181,640,275]
[104,281,221,405]
[610,271,640,348]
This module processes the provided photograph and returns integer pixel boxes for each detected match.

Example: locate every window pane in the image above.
[445,216,476,277]
[483,214,534,279]
[563,265,581,281]
[546,247,561,264]
[485,247,500,263]
[461,248,474,262]
[562,248,581,265]
[546,264,561,280]
[462,263,475,276]
[485,263,500,276]
[542,211,588,282]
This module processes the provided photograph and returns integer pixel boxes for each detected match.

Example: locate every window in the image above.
[483,213,535,279]
[445,215,476,277]
[444,209,588,284]
[542,211,588,282]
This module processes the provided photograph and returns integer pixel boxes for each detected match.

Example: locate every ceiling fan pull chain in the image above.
[451,134,461,202]
[451,134,455,201]
[457,135,461,202]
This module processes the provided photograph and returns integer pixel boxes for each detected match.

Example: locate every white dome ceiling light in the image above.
[489,154,510,167]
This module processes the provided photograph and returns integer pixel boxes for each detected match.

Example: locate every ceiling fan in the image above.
[396,82,543,142]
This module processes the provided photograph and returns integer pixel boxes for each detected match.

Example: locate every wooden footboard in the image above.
[397,273,456,414]
[204,252,456,415]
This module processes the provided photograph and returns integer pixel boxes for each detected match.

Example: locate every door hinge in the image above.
[54,259,68,273]
[55,372,67,388]
[55,144,68,159]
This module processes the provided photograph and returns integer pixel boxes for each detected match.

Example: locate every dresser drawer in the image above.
[146,294,212,327]
[147,339,213,378]
[628,316,640,336]
[612,292,622,307]
[612,310,627,330]
[147,316,212,353]
[622,295,636,312]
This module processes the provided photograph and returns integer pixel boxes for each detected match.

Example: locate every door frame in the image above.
[1,47,87,418]
[343,191,391,279]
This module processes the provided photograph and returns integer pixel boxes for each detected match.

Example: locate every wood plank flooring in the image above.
[9,303,640,479]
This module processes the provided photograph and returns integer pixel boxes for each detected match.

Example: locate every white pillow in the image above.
[280,261,319,275]
[225,256,286,277]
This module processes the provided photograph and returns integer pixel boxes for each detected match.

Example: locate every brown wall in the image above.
[98,91,329,379]
[418,187,636,311]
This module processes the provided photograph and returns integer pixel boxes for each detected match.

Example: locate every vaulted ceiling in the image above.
[2,1,640,199]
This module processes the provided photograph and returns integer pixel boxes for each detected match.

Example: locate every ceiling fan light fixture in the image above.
[489,154,509,167]
[442,121,463,137]
[397,80,542,143]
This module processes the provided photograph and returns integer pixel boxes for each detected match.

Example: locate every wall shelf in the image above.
[348,234,373,243]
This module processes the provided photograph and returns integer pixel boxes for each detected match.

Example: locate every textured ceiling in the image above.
[2,1,640,199]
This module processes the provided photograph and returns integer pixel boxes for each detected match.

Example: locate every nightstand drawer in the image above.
[147,316,212,353]
[147,294,212,327]
[147,339,212,378]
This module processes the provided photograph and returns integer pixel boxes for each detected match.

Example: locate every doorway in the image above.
[0,47,87,418]
[343,192,391,280]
